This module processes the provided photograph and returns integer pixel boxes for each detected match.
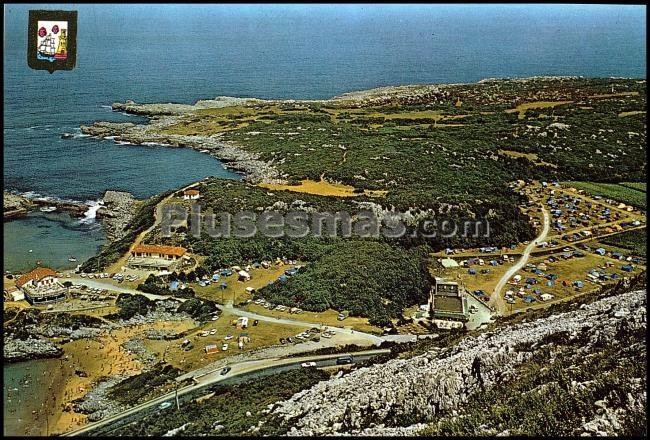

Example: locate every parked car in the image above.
[158,401,172,410]
[253,319,259,326]
[221,343,229,351]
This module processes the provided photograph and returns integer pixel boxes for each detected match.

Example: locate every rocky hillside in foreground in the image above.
[263,288,646,436]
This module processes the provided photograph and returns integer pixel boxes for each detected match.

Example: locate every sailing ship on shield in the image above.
[37,29,68,62]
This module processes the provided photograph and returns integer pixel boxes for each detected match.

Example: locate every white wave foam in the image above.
[79,200,105,224]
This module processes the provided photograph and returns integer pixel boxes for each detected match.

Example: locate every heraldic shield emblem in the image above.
[28,10,77,73]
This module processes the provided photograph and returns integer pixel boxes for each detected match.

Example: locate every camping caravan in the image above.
[204,344,219,354]
[238,270,251,281]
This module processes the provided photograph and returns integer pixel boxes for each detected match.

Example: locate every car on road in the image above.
[158,401,172,410]
[301,362,317,368]
[336,355,353,365]
[220,367,231,376]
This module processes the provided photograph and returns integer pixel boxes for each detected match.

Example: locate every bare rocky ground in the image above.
[262,288,646,436]
[96,190,138,241]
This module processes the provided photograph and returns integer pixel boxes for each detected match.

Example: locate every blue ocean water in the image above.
[2,4,647,273]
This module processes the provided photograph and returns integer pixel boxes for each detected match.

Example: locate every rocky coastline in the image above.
[80,120,281,183]
[96,190,138,241]
[4,336,64,363]
[3,191,88,220]
[3,192,33,220]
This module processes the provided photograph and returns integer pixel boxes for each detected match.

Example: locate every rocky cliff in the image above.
[267,288,646,436]
[96,190,138,241]
[3,192,33,220]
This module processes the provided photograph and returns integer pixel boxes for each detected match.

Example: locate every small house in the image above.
[540,293,554,301]
[183,189,200,200]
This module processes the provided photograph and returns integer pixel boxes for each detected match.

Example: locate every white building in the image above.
[16,267,65,304]
[183,189,200,200]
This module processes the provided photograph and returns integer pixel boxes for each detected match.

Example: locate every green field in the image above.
[619,182,647,193]
[564,181,647,209]
[599,228,647,256]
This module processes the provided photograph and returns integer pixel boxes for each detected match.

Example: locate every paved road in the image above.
[218,303,385,346]
[67,277,383,345]
[66,277,188,302]
[490,206,550,315]
[61,348,390,437]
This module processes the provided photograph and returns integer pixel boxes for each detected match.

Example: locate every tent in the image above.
[278,275,288,283]
[540,293,554,301]
[238,270,251,281]
[621,265,634,272]
[441,258,460,269]
[468,268,477,275]
[220,282,228,290]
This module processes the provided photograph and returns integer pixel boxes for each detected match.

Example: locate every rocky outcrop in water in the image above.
[3,191,89,220]
[269,289,646,436]
[4,336,64,362]
[3,192,33,220]
[97,190,138,241]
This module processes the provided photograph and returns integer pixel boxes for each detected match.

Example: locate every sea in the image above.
[2,4,646,435]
